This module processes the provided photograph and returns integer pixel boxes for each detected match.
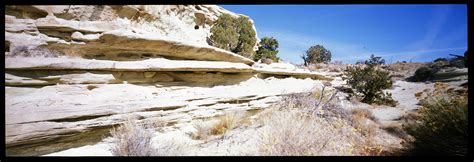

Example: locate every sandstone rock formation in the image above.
[5,5,332,156]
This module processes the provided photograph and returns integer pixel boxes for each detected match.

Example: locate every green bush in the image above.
[301,45,332,66]
[410,66,437,82]
[210,14,256,59]
[402,88,468,156]
[254,37,279,62]
[342,55,397,106]
[433,57,448,63]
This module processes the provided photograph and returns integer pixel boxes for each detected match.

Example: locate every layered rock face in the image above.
[5,5,332,156]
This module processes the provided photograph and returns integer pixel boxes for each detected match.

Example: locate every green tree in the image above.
[301,45,332,66]
[210,14,256,59]
[365,54,385,65]
[234,16,257,58]
[254,37,279,62]
[209,14,238,51]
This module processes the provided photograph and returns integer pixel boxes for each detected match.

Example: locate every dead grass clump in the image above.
[191,113,241,139]
[191,121,210,140]
[258,109,348,155]
[109,116,156,156]
[209,114,239,135]
[349,108,378,137]
[145,117,168,132]
[351,108,377,121]
[279,84,349,120]
[109,116,188,156]
[258,108,385,156]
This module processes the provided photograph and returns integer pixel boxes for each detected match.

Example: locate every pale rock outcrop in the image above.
[6,5,259,60]
[6,77,324,156]
[5,5,333,156]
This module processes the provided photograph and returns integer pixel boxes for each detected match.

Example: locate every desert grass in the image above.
[191,121,210,140]
[109,116,156,156]
[109,116,186,156]
[257,86,389,156]
[349,108,378,136]
[191,113,242,140]
[209,114,239,135]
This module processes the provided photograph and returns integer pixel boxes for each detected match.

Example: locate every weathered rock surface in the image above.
[5,5,258,64]
[5,5,332,156]
[431,67,468,82]
[6,57,332,86]
[6,77,324,155]
[5,57,254,72]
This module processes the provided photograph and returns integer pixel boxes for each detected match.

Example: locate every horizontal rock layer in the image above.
[6,77,325,155]
[5,57,332,85]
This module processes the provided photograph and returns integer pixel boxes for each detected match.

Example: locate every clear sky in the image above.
[221,5,467,64]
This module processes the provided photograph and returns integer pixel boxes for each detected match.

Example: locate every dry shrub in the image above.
[351,108,377,121]
[209,114,239,135]
[279,84,349,120]
[191,113,241,139]
[349,109,378,136]
[191,121,209,140]
[401,85,468,156]
[258,85,388,156]
[258,108,386,156]
[238,115,253,127]
[258,109,354,155]
[109,116,188,156]
[145,117,168,132]
[109,116,156,156]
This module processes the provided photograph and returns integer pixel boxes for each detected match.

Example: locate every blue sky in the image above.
[221,5,467,64]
